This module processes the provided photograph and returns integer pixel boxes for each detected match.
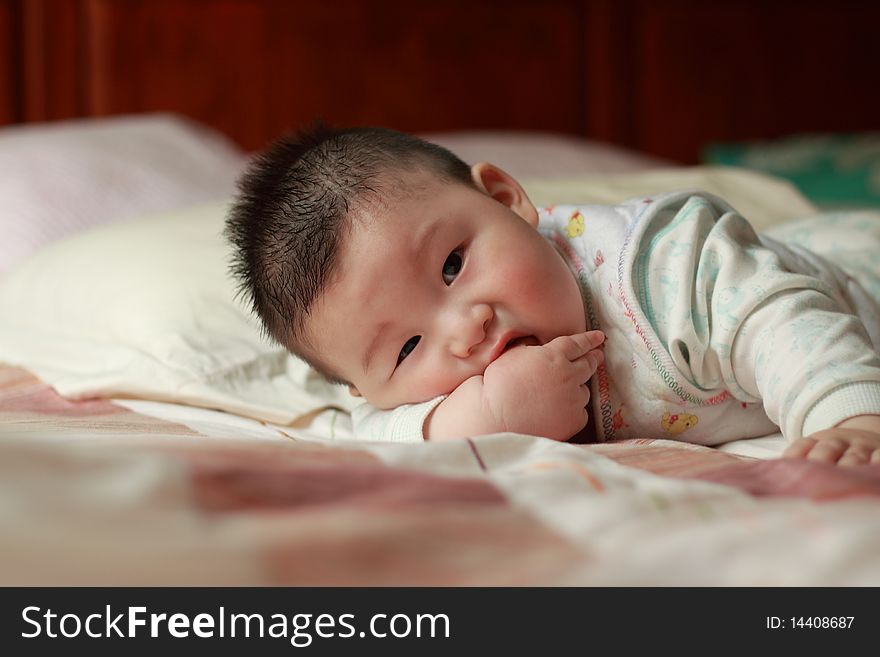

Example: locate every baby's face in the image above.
[304,165,586,409]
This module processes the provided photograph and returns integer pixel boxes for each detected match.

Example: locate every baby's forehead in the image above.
[342,181,434,238]
[332,166,475,279]
[361,167,441,209]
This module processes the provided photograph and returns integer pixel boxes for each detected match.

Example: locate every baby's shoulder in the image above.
[538,201,638,243]
[537,192,708,236]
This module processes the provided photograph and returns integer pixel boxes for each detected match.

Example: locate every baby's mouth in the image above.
[502,335,539,353]
[489,333,540,364]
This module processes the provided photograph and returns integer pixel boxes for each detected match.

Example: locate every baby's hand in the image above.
[783,415,880,467]
[479,330,605,441]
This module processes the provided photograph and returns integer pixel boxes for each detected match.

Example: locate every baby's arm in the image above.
[784,415,880,466]
[637,193,880,456]
[351,396,446,443]
[425,330,605,441]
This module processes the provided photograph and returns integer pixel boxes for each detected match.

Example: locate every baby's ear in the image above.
[347,385,362,398]
[470,162,539,227]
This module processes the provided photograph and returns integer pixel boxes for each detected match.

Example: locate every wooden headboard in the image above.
[3,0,879,162]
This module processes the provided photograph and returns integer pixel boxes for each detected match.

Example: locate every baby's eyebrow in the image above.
[362,321,390,374]
[413,221,440,264]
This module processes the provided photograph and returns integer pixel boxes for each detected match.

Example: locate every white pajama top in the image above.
[352,192,880,445]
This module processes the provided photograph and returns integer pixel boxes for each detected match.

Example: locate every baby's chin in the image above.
[364,386,453,411]
[364,376,478,411]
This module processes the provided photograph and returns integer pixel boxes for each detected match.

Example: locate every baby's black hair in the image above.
[225,123,473,382]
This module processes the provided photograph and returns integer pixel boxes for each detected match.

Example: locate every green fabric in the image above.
[703,134,880,209]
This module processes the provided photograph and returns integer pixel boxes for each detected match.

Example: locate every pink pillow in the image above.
[0,113,246,272]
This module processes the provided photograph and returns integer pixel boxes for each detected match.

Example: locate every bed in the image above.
[2,0,880,587]
[1,113,879,587]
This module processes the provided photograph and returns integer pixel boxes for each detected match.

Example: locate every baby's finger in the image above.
[782,437,816,459]
[838,443,873,467]
[570,349,604,380]
[805,436,848,464]
[584,330,605,346]
[584,348,605,373]
[579,383,591,408]
[551,331,605,360]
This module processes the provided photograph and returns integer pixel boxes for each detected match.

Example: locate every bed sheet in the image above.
[3,363,879,586]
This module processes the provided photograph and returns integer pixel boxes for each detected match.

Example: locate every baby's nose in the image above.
[448,304,492,358]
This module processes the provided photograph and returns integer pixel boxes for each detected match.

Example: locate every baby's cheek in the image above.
[535,267,585,332]
[419,364,472,398]
[377,364,472,408]
[509,261,550,296]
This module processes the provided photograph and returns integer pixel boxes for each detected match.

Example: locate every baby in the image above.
[226,125,880,466]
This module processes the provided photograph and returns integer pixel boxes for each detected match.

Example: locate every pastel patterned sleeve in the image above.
[643,194,880,441]
[350,397,445,443]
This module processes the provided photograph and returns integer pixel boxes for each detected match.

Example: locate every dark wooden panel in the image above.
[584,0,636,149]
[10,0,878,163]
[20,0,82,122]
[630,0,880,162]
[0,0,15,124]
[84,0,586,150]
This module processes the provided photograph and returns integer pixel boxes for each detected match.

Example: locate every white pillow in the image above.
[0,201,359,424]
[0,113,246,272]
[0,166,815,424]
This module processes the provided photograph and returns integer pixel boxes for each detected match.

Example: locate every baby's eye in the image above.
[397,336,421,365]
[442,249,463,285]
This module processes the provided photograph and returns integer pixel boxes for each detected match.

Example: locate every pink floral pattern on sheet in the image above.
[3,363,880,585]
[0,366,125,416]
